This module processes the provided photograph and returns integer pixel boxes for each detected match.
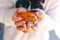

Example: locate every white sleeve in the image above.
[32,0,60,32]
[0,0,16,23]
[0,10,17,40]
[0,10,3,23]
[0,0,17,24]
[0,0,17,8]
[1,8,17,26]
[43,0,60,38]
[0,9,17,40]
[31,8,55,32]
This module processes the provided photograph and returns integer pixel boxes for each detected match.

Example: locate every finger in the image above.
[36,12,44,21]
[15,21,26,27]
[35,12,44,19]
[17,7,27,13]
[23,24,27,30]
[16,26,25,31]
[31,26,38,31]
[26,23,33,32]
[22,24,30,33]
[21,24,32,33]
[35,12,42,17]
[12,14,22,22]
[17,26,23,30]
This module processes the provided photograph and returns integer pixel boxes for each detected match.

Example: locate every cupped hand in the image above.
[12,7,44,33]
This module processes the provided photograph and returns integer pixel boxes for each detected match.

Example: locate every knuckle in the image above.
[15,21,26,26]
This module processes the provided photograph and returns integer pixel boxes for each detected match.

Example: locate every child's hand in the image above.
[12,7,29,33]
[12,7,44,33]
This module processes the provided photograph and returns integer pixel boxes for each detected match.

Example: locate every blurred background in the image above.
[0,23,4,40]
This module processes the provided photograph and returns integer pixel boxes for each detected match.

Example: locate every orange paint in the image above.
[17,12,38,23]
[16,11,44,33]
